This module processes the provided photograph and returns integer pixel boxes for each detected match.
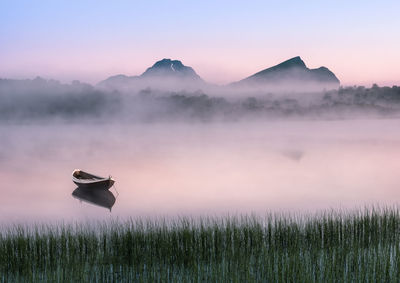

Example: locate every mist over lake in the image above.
[2,60,400,223]
[1,118,399,224]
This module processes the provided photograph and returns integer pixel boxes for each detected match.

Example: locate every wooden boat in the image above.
[72,169,115,190]
[72,187,116,211]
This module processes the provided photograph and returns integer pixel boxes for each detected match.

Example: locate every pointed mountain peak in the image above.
[141,58,201,80]
[151,58,184,70]
[234,56,339,91]
[98,58,205,90]
[248,56,307,79]
[274,56,307,69]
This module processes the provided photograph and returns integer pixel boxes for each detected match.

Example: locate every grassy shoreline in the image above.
[1,208,400,282]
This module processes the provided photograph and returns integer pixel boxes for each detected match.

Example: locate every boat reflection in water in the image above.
[72,187,116,211]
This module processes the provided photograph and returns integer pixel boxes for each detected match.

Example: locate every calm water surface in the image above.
[1,119,400,223]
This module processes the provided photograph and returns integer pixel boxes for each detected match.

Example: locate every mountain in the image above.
[141,59,202,80]
[99,56,340,94]
[232,56,340,91]
[98,59,204,92]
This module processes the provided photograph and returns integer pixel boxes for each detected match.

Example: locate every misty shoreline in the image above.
[1,78,400,124]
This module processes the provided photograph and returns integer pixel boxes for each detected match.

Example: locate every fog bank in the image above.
[1,78,400,123]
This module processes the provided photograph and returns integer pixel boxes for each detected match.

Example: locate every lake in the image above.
[1,119,400,223]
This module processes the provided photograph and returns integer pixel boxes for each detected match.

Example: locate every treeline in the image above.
[0,78,121,121]
[323,84,400,107]
[138,85,400,121]
[1,78,400,122]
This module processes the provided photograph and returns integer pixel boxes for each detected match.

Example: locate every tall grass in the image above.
[1,208,400,281]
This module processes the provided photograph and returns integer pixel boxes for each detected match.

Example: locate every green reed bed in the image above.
[1,208,400,282]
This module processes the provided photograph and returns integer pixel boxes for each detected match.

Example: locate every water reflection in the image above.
[281,150,305,161]
[1,120,400,222]
[72,187,116,211]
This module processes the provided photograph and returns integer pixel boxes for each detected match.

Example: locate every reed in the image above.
[1,207,400,282]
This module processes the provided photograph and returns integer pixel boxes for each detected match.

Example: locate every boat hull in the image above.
[73,178,115,190]
[72,169,115,190]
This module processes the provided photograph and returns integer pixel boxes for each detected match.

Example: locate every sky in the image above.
[1,0,399,86]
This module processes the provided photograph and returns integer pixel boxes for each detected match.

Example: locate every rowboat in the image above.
[72,187,116,211]
[72,169,115,190]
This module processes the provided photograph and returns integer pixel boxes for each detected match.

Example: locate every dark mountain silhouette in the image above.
[231,56,340,91]
[98,59,204,92]
[98,56,339,93]
[141,59,202,80]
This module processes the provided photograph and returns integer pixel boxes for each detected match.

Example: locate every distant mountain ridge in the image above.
[98,58,204,91]
[232,56,339,91]
[98,57,340,92]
